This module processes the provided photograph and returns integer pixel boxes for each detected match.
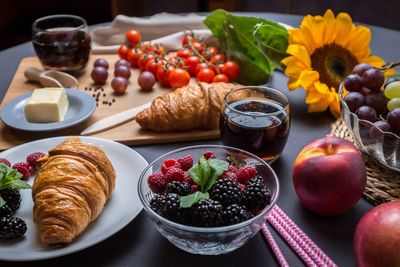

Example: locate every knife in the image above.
[80,102,151,136]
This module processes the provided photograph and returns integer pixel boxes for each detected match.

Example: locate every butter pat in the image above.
[24,88,69,123]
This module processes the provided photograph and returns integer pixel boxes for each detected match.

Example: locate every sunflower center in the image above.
[310,43,358,90]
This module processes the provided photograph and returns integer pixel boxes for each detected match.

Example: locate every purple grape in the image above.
[362,68,385,91]
[93,58,109,69]
[111,77,128,94]
[355,105,377,122]
[114,65,131,80]
[359,86,371,96]
[387,108,400,134]
[344,92,365,112]
[138,71,156,91]
[353,63,372,77]
[370,120,392,139]
[115,59,131,69]
[90,67,108,85]
[344,74,362,92]
[365,92,389,114]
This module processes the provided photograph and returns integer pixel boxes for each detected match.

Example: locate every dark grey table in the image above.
[1,12,399,267]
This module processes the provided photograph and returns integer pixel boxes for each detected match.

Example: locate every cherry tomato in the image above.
[212,74,230,83]
[197,68,216,83]
[217,63,225,73]
[191,41,204,53]
[138,54,155,71]
[169,69,190,89]
[195,63,209,75]
[126,30,141,45]
[141,43,155,53]
[184,56,201,76]
[153,45,166,55]
[210,54,227,65]
[182,33,194,46]
[222,61,240,80]
[145,58,159,76]
[177,48,192,59]
[157,65,175,87]
[203,47,219,59]
[118,44,129,59]
[126,48,143,68]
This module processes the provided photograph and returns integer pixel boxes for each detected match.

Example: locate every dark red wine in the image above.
[32,27,91,75]
[220,99,290,162]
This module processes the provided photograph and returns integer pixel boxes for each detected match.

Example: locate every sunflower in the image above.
[282,9,389,117]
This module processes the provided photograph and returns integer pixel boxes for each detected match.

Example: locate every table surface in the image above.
[1,12,400,267]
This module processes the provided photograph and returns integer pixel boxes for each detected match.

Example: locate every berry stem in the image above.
[378,61,400,72]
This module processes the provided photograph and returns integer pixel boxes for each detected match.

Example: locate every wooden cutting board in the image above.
[0,55,219,151]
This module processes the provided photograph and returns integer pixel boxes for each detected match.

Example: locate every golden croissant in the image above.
[136,82,239,132]
[32,137,116,245]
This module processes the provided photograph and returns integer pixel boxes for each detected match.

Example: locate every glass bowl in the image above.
[137,145,280,255]
[339,83,400,172]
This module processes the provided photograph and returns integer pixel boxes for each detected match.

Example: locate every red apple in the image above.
[293,136,367,216]
[354,201,400,267]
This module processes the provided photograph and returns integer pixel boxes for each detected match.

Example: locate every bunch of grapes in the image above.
[343,63,400,135]
[118,30,240,90]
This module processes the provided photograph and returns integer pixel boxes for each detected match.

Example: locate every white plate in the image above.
[0,136,148,261]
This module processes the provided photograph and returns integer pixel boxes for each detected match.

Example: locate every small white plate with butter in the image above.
[0,89,96,132]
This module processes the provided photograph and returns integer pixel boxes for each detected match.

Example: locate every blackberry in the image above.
[0,205,13,218]
[223,204,251,225]
[242,175,271,212]
[150,193,181,222]
[166,181,191,196]
[0,217,27,240]
[185,199,224,227]
[210,179,241,207]
[0,189,21,213]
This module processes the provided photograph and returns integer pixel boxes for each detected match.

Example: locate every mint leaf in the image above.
[0,163,31,190]
[0,196,5,208]
[180,191,209,208]
[188,163,201,185]
[204,159,229,192]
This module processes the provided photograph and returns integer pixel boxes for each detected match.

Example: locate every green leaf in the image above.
[188,163,201,185]
[204,159,229,192]
[180,191,209,208]
[0,196,5,208]
[204,9,288,85]
[0,163,31,190]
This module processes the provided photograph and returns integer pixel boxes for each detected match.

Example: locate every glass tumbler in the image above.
[32,14,91,75]
[220,86,290,163]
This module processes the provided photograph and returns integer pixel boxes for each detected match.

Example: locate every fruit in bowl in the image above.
[293,136,367,216]
[138,145,279,255]
[339,63,400,172]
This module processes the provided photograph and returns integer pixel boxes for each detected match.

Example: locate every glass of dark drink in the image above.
[32,15,91,75]
[220,86,290,163]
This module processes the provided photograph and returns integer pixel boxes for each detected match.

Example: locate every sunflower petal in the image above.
[346,26,371,60]
[322,9,336,44]
[335,12,355,47]
[300,14,325,54]
[285,44,311,67]
[329,93,341,118]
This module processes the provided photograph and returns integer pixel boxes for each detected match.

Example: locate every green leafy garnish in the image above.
[0,163,31,208]
[179,155,229,208]
[180,191,209,208]
[204,9,288,85]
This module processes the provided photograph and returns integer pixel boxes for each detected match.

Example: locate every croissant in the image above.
[32,137,116,245]
[136,82,239,132]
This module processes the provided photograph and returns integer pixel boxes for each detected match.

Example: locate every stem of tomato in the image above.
[187,40,221,74]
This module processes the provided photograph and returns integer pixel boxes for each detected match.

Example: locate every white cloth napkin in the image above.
[91,13,210,54]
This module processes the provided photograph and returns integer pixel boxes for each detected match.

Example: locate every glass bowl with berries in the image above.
[339,62,400,172]
[138,145,279,255]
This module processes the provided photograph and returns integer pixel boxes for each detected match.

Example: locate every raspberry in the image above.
[0,158,11,167]
[183,172,195,185]
[203,151,216,160]
[161,159,181,174]
[26,152,45,170]
[228,165,239,173]
[177,155,193,171]
[191,184,199,193]
[164,167,185,183]
[12,163,30,181]
[236,166,257,184]
[220,171,237,180]
[147,172,167,193]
